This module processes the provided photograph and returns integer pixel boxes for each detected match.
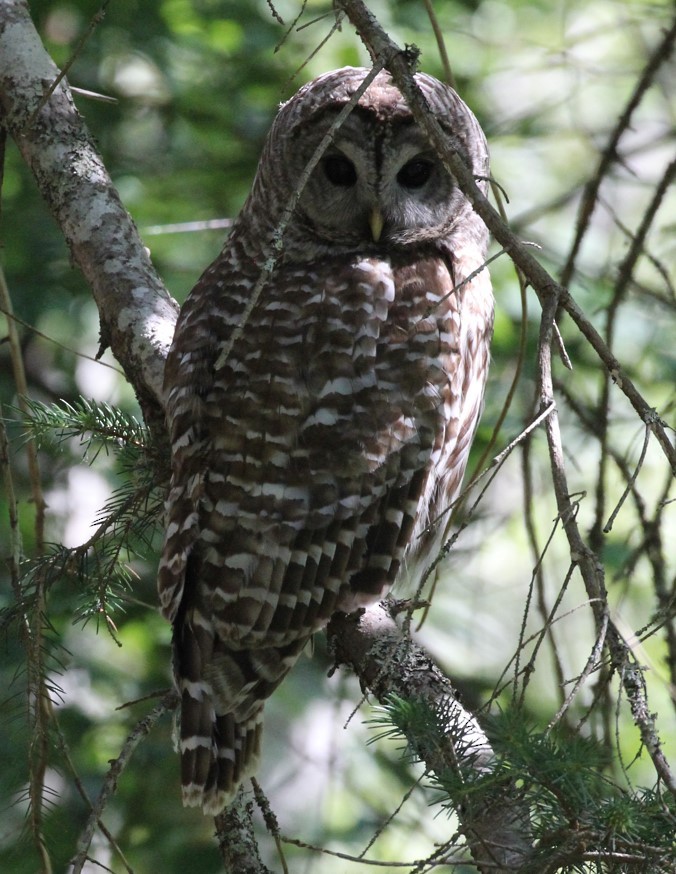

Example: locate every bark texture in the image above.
[0,0,178,432]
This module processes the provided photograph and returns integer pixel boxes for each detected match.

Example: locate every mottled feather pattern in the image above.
[158,67,493,814]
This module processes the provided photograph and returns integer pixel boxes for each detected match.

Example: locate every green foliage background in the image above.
[1,1,674,872]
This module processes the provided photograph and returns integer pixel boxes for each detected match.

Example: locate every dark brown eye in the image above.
[397,158,434,189]
[323,154,357,187]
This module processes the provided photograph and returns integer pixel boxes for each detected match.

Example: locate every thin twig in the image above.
[0,267,46,545]
[520,436,568,711]
[422,0,454,87]
[53,718,133,874]
[419,401,557,571]
[213,60,387,376]
[26,1,112,129]
[70,690,178,874]
[282,9,346,84]
[335,0,676,473]
[0,263,53,873]
[413,401,556,635]
[548,609,610,732]
[536,237,676,795]
[560,15,676,288]
[612,154,676,302]
[554,377,675,690]
[281,834,432,867]
[513,511,565,707]
[0,413,25,626]
[486,598,605,712]
[603,422,652,534]
[0,304,124,373]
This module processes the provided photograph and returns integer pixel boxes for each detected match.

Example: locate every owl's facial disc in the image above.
[296,129,458,247]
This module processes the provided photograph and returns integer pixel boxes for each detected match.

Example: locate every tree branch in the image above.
[70,690,178,874]
[0,0,177,431]
[335,0,676,474]
[214,788,275,874]
[328,605,532,872]
[535,239,676,796]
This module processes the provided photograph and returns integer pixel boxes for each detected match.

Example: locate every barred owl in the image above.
[158,67,493,815]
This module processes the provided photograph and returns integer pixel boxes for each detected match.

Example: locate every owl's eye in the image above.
[397,158,434,189]
[323,154,357,187]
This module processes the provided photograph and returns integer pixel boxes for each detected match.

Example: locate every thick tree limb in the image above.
[328,606,532,872]
[0,0,178,431]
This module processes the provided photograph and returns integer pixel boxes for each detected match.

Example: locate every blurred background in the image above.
[1,1,674,871]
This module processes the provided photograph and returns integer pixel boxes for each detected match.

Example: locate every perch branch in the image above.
[328,604,532,873]
[214,787,275,874]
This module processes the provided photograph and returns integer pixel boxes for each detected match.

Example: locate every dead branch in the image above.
[70,690,178,874]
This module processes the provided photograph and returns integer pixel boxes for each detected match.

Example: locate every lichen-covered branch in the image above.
[328,605,532,872]
[214,788,275,874]
[0,0,178,431]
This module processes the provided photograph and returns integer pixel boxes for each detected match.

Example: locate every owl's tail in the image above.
[179,690,263,815]
[175,631,311,815]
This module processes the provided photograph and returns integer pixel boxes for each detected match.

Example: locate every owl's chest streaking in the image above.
[206,250,465,456]
[160,246,493,645]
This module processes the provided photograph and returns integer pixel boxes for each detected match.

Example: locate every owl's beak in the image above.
[369,208,384,242]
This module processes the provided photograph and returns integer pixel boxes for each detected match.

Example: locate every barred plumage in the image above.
[158,67,494,814]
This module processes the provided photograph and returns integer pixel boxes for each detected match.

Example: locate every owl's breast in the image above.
[194,248,487,520]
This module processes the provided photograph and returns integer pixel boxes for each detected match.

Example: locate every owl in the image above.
[158,67,493,815]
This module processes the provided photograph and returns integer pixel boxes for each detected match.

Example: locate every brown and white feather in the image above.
[158,67,493,814]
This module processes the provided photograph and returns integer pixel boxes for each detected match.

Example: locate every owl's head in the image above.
[245,67,489,257]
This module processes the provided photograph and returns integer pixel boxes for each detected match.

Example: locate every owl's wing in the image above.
[157,254,249,624]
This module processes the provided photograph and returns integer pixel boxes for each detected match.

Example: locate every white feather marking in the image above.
[301,407,338,428]
[180,735,212,752]
[385,507,405,525]
[224,552,257,573]
[180,680,211,701]
[318,377,352,398]
[164,520,180,540]
[214,498,239,516]
[189,610,212,632]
